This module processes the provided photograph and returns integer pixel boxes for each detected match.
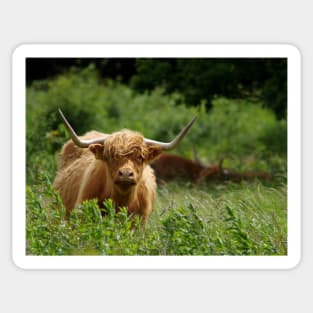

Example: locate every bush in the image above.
[26,65,287,184]
[26,178,287,256]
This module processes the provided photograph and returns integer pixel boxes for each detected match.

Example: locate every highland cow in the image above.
[53,110,196,222]
[151,153,226,183]
[152,153,271,184]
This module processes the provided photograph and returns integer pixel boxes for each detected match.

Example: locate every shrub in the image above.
[26,66,286,185]
[26,179,287,256]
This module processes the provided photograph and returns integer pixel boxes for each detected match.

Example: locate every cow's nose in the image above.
[118,169,134,178]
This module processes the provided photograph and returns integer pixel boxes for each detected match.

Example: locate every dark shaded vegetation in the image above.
[27,57,287,118]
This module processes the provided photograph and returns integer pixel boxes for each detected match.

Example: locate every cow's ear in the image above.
[146,145,163,163]
[89,144,104,159]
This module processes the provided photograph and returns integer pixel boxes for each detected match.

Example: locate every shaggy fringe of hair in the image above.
[103,130,148,159]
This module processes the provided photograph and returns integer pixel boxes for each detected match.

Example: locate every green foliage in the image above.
[26,66,288,256]
[130,58,287,118]
[202,97,277,158]
[262,59,288,118]
[161,204,210,255]
[28,58,287,118]
[260,119,287,155]
[26,178,287,256]
[27,178,142,256]
[224,204,253,255]
[26,65,286,184]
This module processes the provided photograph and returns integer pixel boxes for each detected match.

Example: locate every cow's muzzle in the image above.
[115,169,136,187]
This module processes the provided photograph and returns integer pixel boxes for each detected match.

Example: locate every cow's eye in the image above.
[138,156,144,163]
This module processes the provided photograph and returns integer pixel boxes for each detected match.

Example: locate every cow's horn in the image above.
[58,109,108,148]
[144,116,197,150]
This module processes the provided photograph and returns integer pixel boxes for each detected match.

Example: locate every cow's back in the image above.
[57,131,105,170]
[53,152,93,212]
[54,131,105,212]
[151,153,203,182]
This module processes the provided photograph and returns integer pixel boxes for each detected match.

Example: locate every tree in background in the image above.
[26,57,287,119]
[131,58,287,119]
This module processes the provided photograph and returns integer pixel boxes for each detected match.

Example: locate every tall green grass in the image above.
[26,176,287,256]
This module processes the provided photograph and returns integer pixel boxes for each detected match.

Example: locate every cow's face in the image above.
[89,130,162,193]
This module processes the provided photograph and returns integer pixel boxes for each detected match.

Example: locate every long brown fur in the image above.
[53,130,162,222]
[151,153,204,183]
[151,153,271,184]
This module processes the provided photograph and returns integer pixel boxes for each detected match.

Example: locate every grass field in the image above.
[26,176,287,256]
[25,66,287,256]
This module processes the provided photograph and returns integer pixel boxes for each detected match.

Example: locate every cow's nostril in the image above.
[119,169,134,178]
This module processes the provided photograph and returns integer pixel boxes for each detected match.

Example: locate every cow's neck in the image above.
[111,186,137,209]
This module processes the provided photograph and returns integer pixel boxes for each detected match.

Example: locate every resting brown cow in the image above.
[197,166,271,184]
[53,110,196,222]
[151,153,206,183]
[151,153,271,184]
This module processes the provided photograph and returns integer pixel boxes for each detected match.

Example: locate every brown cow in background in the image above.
[151,153,226,183]
[53,110,196,222]
[151,153,271,184]
[197,163,271,184]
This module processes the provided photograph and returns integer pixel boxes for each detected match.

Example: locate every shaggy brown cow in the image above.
[197,166,271,184]
[53,109,196,222]
[151,153,207,183]
[152,153,271,184]
[197,158,272,183]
